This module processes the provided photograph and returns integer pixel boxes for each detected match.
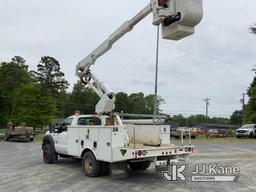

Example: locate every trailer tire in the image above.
[82,151,100,177]
[129,161,150,171]
[191,135,196,139]
[43,144,54,164]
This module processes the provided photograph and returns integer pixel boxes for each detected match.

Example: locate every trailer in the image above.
[4,131,35,142]
[4,122,35,142]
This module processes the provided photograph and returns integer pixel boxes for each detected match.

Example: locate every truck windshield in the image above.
[241,125,253,129]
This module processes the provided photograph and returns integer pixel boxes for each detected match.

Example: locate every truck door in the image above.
[53,117,74,155]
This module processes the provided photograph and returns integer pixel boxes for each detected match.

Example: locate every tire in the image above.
[129,161,150,171]
[249,132,254,138]
[43,144,54,164]
[82,151,101,177]
[142,162,151,170]
[236,136,241,138]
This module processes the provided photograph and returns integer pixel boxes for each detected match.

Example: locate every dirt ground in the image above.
[0,139,256,192]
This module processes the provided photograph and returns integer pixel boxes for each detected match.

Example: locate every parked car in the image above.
[236,124,256,138]
[207,129,233,138]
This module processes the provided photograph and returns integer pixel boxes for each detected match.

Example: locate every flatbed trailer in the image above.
[170,131,198,139]
[0,133,5,140]
[5,131,35,142]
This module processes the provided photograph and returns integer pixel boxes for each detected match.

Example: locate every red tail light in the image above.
[137,150,142,157]
[185,147,193,153]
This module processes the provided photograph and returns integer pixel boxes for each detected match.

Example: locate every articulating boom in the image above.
[76,0,203,114]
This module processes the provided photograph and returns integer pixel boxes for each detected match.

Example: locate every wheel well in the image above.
[42,135,56,153]
[81,148,93,158]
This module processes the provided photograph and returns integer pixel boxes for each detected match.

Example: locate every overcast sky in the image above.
[1,0,256,117]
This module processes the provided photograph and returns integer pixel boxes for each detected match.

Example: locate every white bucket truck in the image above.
[42,0,203,177]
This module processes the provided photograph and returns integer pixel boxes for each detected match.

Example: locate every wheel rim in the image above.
[84,157,93,174]
[43,149,49,161]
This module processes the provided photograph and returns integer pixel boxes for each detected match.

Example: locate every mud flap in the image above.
[110,162,128,179]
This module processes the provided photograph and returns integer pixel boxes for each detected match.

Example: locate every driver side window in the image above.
[59,117,74,132]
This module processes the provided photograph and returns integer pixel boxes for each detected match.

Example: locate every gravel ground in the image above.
[0,139,256,192]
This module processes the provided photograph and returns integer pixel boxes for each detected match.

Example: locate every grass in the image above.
[34,134,45,142]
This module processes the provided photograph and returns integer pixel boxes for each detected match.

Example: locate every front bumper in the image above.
[236,132,249,137]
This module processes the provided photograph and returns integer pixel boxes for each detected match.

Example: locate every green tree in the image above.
[187,114,206,127]
[128,92,146,114]
[115,92,129,112]
[170,114,187,127]
[230,110,243,125]
[250,24,256,34]
[121,93,164,114]
[36,56,69,95]
[243,76,256,123]
[12,84,56,128]
[0,56,32,126]
[67,81,99,115]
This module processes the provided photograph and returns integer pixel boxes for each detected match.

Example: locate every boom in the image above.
[76,0,203,114]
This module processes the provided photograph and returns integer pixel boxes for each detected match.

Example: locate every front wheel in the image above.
[82,151,101,177]
[43,144,55,164]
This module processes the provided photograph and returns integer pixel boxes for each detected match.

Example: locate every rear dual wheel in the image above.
[82,151,110,177]
[82,151,101,177]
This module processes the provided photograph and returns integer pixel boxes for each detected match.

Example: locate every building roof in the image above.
[194,123,238,130]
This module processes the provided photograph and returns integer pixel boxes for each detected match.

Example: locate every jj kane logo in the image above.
[162,163,240,182]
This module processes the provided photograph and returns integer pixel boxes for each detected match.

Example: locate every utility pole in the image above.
[153,26,160,124]
[203,97,211,120]
[240,93,245,110]
[240,93,245,121]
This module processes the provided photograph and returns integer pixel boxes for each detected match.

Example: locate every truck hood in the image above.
[237,128,251,131]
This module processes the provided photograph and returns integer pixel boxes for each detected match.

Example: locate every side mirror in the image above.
[53,123,62,133]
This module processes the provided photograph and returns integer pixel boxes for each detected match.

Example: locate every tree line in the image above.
[228,25,256,126]
[0,56,163,128]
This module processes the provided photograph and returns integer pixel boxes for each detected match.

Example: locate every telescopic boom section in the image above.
[76,0,203,114]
